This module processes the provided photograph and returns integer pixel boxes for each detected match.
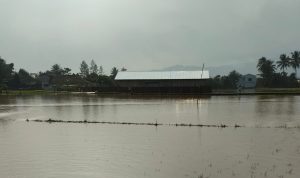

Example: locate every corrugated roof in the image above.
[115,71,209,80]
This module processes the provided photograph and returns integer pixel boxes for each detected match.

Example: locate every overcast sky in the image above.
[0,0,300,73]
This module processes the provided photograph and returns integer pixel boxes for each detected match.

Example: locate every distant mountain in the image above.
[155,62,257,77]
[207,62,257,77]
[159,65,204,71]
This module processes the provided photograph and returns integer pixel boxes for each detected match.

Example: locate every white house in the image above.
[237,74,257,88]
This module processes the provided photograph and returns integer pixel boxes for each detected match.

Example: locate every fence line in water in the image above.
[26,119,300,129]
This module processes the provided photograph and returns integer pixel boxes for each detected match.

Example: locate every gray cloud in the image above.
[0,0,300,73]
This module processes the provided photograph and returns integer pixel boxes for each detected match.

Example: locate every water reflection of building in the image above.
[115,71,211,93]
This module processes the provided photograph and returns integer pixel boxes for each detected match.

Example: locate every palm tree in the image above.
[257,57,267,73]
[289,51,300,77]
[257,57,276,86]
[277,54,290,74]
[257,57,276,76]
[110,67,118,79]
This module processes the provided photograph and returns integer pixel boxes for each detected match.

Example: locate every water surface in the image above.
[0,94,300,178]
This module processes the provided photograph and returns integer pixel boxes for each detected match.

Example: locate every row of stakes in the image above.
[26,118,243,128]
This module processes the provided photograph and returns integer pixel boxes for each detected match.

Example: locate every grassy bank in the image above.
[0,90,63,95]
[212,88,300,95]
[1,88,300,96]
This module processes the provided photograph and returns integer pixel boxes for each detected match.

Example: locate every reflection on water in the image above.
[1,94,299,127]
[254,95,298,126]
[0,94,300,178]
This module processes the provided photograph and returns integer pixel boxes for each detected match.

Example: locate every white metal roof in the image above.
[115,71,209,80]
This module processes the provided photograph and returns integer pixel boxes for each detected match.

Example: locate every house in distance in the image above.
[115,70,211,93]
[237,74,257,89]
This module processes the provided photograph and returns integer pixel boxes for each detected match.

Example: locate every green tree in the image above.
[277,54,290,74]
[121,67,127,71]
[51,64,63,75]
[0,57,14,89]
[18,69,35,87]
[7,73,20,89]
[63,68,72,75]
[110,67,118,79]
[257,57,276,86]
[90,60,98,74]
[98,66,103,75]
[80,60,89,78]
[227,70,242,88]
[257,57,267,72]
[289,51,300,76]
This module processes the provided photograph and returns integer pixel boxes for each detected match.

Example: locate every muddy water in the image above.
[0,94,300,178]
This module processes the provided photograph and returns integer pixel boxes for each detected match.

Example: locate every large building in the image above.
[115,71,211,93]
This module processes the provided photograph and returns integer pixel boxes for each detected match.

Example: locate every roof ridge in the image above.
[115,71,209,80]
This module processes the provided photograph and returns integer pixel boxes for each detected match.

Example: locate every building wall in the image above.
[116,79,210,88]
[238,74,257,88]
[115,79,211,93]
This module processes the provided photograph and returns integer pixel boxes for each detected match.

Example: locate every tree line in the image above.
[1,50,300,91]
[211,50,300,89]
[257,51,299,88]
[0,57,127,91]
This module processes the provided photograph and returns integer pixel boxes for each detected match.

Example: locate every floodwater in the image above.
[0,94,300,178]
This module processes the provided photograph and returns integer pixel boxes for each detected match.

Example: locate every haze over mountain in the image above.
[157,61,299,78]
[156,62,257,77]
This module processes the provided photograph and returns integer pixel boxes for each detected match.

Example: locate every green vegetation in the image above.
[1,50,299,93]
[110,67,118,79]
[211,50,300,89]
[0,56,123,93]
[210,70,242,89]
[256,51,299,88]
[0,57,14,91]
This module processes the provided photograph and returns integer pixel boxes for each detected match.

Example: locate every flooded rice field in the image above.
[0,94,300,178]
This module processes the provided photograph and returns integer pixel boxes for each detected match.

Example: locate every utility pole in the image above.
[201,63,205,79]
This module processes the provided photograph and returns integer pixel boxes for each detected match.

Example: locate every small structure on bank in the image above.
[39,74,51,89]
[114,71,211,93]
[237,74,257,88]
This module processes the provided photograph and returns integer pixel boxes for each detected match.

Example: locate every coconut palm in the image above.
[110,67,118,79]
[257,57,267,73]
[289,51,300,76]
[257,57,276,86]
[277,54,290,74]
